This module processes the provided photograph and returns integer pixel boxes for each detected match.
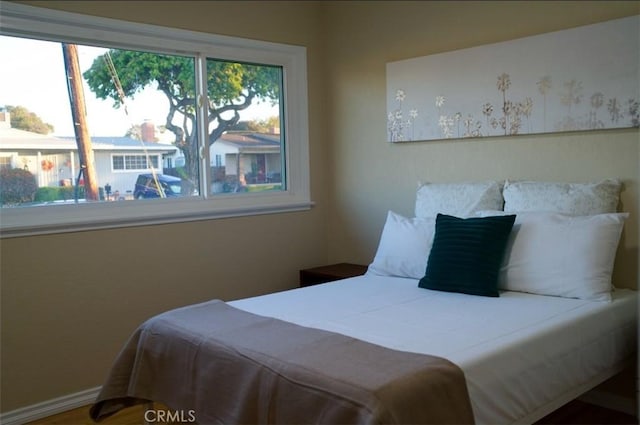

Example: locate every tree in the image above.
[83,50,281,188]
[6,105,54,134]
[245,116,281,133]
[230,116,280,133]
[125,123,168,140]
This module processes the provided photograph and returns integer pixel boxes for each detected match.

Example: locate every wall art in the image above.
[386,15,639,142]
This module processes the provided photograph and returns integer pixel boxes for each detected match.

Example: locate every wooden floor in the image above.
[26,402,167,425]
[25,399,638,425]
[535,400,638,425]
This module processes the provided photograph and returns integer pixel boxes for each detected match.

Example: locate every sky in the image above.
[0,35,278,138]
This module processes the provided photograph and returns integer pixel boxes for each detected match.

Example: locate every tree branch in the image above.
[206,92,255,145]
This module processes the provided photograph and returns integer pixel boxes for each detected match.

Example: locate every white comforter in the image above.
[231,275,638,424]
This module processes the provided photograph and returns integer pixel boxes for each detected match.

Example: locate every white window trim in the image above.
[0,3,311,238]
[111,154,161,173]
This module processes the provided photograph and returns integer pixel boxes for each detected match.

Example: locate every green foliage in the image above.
[83,50,279,117]
[246,184,281,193]
[0,168,38,205]
[84,52,196,109]
[62,185,84,200]
[231,116,280,133]
[125,124,142,140]
[33,186,84,203]
[34,186,59,202]
[252,116,280,133]
[82,49,281,184]
[6,105,54,134]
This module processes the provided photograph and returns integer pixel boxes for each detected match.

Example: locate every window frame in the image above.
[0,154,14,170]
[0,3,311,238]
[111,154,161,172]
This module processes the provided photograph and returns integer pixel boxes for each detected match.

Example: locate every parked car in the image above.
[133,174,184,199]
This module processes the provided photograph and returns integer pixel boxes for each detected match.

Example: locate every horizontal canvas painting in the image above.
[386,15,639,142]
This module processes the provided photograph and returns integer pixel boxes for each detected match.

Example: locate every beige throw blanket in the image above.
[91,300,474,424]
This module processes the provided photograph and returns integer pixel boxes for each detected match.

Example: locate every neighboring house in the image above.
[1,108,282,198]
[208,131,282,192]
[170,130,283,193]
[0,112,178,199]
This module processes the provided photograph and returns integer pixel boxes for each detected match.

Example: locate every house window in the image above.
[0,156,12,170]
[112,155,160,171]
[0,3,310,237]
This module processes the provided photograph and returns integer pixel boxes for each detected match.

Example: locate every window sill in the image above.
[0,198,314,238]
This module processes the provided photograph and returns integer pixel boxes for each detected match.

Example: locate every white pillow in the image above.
[367,211,435,279]
[478,210,628,301]
[503,179,621,216]
[415,181,504,218]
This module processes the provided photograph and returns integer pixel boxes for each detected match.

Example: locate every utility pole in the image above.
[62,43,99,201]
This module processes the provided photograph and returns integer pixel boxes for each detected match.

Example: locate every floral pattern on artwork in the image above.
[386,15,639,142]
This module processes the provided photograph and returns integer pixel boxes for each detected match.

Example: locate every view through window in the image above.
[0,3,309,237]
[0,35,284,206]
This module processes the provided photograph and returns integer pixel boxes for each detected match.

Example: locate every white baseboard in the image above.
[0,387,101,425]
[578,388,638,417]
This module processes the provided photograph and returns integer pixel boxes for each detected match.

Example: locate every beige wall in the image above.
[323,1,640,291]
[1,0,329,412]
[1,0,639,414]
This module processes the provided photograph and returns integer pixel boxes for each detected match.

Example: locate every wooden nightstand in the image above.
[299,263,368,287]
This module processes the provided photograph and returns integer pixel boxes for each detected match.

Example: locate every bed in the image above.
[90,179,637,425]
[230,275,637,424]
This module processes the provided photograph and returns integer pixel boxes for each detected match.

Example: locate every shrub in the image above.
[33,185,86,203]
[60,186,74,201]
[34,186,60,202]
[0,168,38,205]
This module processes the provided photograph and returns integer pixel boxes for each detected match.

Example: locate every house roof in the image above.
[216,132,281,153]
[0,127,178,154]
[1,127,278,156]
[61,136,178,153]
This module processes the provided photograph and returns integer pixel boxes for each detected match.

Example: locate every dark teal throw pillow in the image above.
[418,213,516,297]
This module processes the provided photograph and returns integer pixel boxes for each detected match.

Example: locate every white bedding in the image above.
[230,274,638,424]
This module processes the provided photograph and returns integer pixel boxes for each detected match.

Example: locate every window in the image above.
[112,155,160,171]
[0,156,12,170]
[0,3,310,237]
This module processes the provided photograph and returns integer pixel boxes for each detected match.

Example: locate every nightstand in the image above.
[299,263,368,287]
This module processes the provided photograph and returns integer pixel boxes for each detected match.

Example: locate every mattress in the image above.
[230,274,638,424]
